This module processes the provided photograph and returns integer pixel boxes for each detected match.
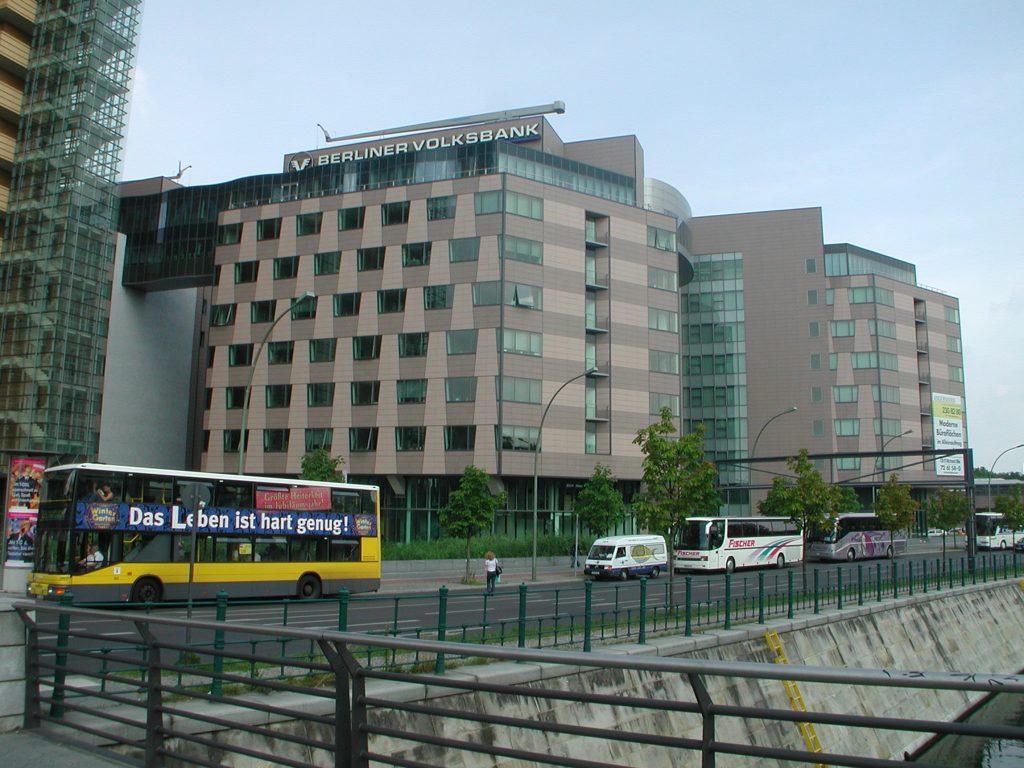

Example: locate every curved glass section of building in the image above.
[824,243,917,285]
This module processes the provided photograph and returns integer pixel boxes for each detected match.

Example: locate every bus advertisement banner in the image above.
[4,456,45,566]
[75,502,378,538]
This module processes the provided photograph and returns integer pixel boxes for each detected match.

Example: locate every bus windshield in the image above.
[678,520,722,550]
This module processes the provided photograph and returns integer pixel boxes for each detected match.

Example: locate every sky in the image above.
[120,0,1024,473]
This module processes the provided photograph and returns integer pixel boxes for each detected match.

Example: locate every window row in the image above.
[218,425,477,454]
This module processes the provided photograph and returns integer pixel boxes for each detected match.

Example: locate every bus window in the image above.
[291,538,316,562]
[708,523,722,548]
[72,532,109,573]
[255,538,286,562]
[332,491,362,515]
[215,481,253,509]
[122,533,172,563]
[78,473,122,503]
[330,539,360,562]
[213,538,253,563]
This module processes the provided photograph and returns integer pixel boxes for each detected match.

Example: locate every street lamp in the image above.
[880,429,913,483]
[237,291,316,475]
[987,443,1024,513]
[532,370,592,581]
[750,406,797,460]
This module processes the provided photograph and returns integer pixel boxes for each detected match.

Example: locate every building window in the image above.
[947,335,963,353]
[273,256,299,280]
[809,321,820,338]
[829,353,838,370]
[256,217,282,241]
[812,420,824,437]
[811,386,822,403]
[945,306,960,324]
[424,284,453,310]
[449,237,480,263]
[872,384,900,404]
[349,427,379,452]
[234,261,258,284]
[251,300,276,323]
[474,190,503,215]
[499,376,541,404]
[314,251,341,275]
[210,303,235,327]
[833,385,859,403]
[223,430,242,453]
[501,235,543,264]
[307,382,335,407]
[825,288,835,305]
[834,419,860,437]
[851,351,898,370]
[377,288,407,314]
[950,366,965,382]
[446,329,478,355]
[263,429,289,453]
[338,206,365,231]
[502,328,541,356]
[397,379,427,404]
[357,247,385,271]
[225,386,245,410]
[848,286,895,306]
[649,350,679,374]
[807,289,818,305]
[402,242,432,267]
[505,282,542,310]
[266,384,292,408]
[333,292,360,317]
[291,297,316,320]
[295,212,323,236]
[869,319,897,338]
[830,320,855,337]
[351,381,381,406]
[650,392,680,416]
[305,428,333,452]
[506,191,543,220]
[427,195,456,220]
[395,426,426,452]
[228,344,253,366]
[836,457,860,470]
[309,338,337,363]
[648,308,678,333]
[874,418,903,437]
[473,281,501,306]
[648,266,678,291]
[497,425,539,452]
[267,340,294,365]
[445,376,477,403]
[217,223,242,245]
[585,423,598,455]
[398,332,428,358]
[805,257,817,273]
[444,426,476,451]
[352,335,382,360]
[647,226,676,251]
[810,353,821,370]
[381,201,410,226]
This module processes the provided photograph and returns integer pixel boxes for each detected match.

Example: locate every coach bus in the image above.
[26,463,381,603]
[974,511,1022,550]
[674,516,803,573]
[807,512,906,561]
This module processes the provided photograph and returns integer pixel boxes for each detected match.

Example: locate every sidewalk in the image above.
[380,555,584,593]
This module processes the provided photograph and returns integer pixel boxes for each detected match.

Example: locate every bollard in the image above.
[724,572,732,630]
[837,566,844,610]
[922,559,927,594]
[211,590,227,696]
[757,571,765,624]
[685,576,693,637]
[517,583,528,649]
[50,591,74,717]
[434,586,449,675]
[857,563,864,606]
[787,570,794,620]
[908,560,914,596]
[813,569,820,614]
[892,560,898,599]
[876,562,883,602]
[583,580,594,652]
[337,589,349,632]
[639,577,648,644]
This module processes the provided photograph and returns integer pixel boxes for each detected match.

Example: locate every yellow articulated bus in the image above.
[26,463,381,603]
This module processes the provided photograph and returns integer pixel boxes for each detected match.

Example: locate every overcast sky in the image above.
[121,0,1024,473]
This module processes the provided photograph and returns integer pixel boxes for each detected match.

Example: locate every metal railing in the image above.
[13,597,1024,768]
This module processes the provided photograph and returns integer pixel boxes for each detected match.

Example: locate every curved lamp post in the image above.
[750,406,797,460]
[532,370,592,581]
[987,443,1024,513]
[237,292,316,475]
[880,429,913,483]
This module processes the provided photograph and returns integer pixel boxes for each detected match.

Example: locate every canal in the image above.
[915,694,1024,766]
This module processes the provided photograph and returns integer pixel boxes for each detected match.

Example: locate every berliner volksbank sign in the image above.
[287,121,541,172]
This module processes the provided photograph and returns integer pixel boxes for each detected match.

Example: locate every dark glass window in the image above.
[291,296,317,320]
[446,329,478,355]
[381,201,410,225]
[307,382,335,407]
[333,292,361,317]
[228,344,253,366]
[263,429,289,453]
[424,284,453,309]
[266,385,292,408]
[305,428,333,452]
[349,427,379,452]
[357,247,385,271]
[267,340,294,365]
[296,212,323,236]
[234,261,258,284]
[449,237,480,263]
[314,251,341,275]
[225,386,245,409]
[473,281,500,306]
[338,206,365,231]
[474,190,502,214]
[309,338,337,362]
[395,426,426,451]
[427,195,456,220]
[445,376,477,403]
[352,335,382,360]
[210,303,235,326]
[377,288,407,314]
[397,379,427,404]
[398,332,428,357]
[217,223,242,245]
[256,217,282,241]
[273,255,299,280]
[223,430,242,453]
[351,381,381,405]
[402,242,431,267]
[251,300,276,323]
[444,426,476,451]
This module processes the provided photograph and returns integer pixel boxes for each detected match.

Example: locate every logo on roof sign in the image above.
[289,152,312,172]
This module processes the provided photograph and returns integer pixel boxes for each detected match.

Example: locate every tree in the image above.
[632,409,720,603]
[758,449,843,577]
[439,465,507,583]
[574,464,626,539]
[925,487,970,557]
[995,486,1024,548]
[873,474,917,556]
[299,448,345,481]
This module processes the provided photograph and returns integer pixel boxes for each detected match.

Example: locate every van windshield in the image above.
[588,545,615,560]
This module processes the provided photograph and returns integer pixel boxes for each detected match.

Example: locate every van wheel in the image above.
[650,566,660,579]
[846,548,856,561]
[725,557,735,574]
[297,574,322,599]
[776,554,785,569]
[885,546,894,559]
[130,577,162,603]
[619,569,629,581]
[999,540,1008,550]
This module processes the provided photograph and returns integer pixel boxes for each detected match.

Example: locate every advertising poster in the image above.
[932,393,965,477]
[5,456,45,566]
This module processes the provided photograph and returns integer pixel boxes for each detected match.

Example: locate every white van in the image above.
[584,535,668,580]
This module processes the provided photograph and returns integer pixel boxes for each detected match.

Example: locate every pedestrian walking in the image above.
[484,551,501,594]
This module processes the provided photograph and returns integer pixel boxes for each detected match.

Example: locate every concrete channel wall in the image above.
[150,581,1024,767]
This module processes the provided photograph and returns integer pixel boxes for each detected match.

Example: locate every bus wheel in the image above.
[1000,540,1008,550]
[650,566,660,579]
[725,557,735,574]
[130,577,162,604]
[846,548,856,561]
[298,574,322,599]
[776,554,785,569]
